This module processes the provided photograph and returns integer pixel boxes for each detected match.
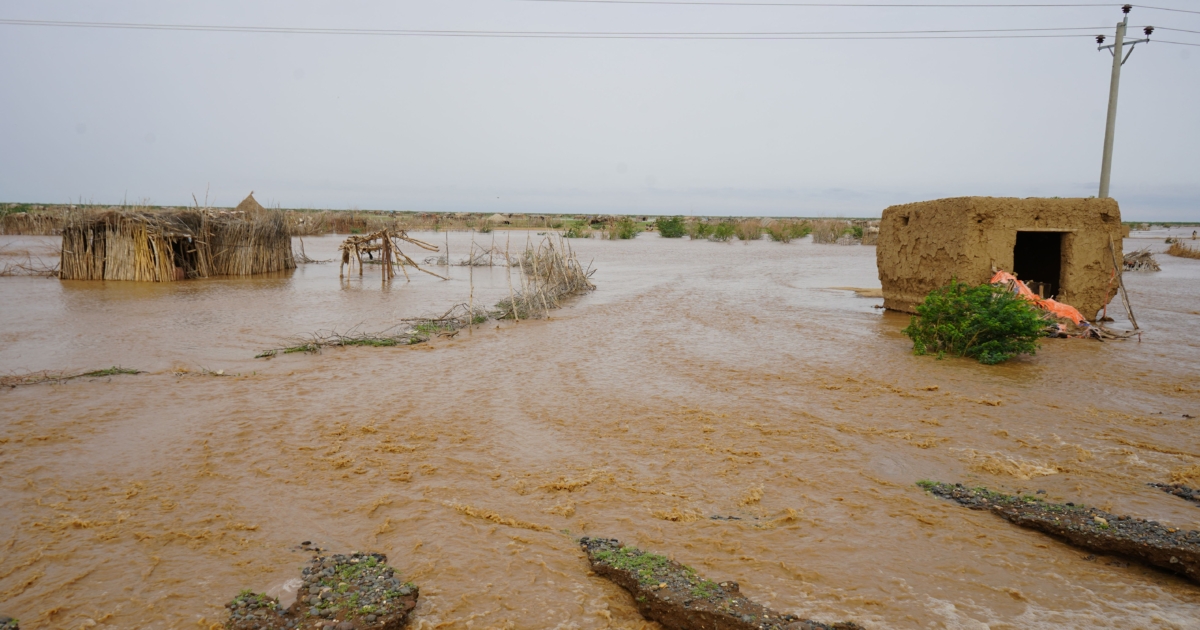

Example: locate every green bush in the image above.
[655,216,686,238]
[687,221,714,240]
[848,226,864,240]
[710,221,736,242]
[734,219,762,241]
[562,222,591,238]
[902,280,1049,365]
[767,220,812,243]
[605,217,640,240]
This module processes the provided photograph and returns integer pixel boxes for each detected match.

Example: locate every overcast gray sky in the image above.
[0,1,1196,219]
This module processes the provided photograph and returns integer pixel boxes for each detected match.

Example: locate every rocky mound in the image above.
[0,616,18,630]
[1149,482,1200,507]
[225,551,418,629]
[580,537,861,630]
[920,482,1200,584]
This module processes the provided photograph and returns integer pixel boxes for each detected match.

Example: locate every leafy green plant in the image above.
[766,220,812,243]
[687,221,714,240]
[655,216,686,238]
[710,222,736,242]
[848,226,864,240]
[604,217,640,240]
[562,222,592,238]
[902,279,1049,364]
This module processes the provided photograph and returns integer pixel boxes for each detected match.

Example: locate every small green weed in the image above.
[79,366,140,378]
[690,579,720,599]
[594,546,672,585]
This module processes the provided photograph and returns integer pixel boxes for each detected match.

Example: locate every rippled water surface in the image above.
[2,232,1199,629]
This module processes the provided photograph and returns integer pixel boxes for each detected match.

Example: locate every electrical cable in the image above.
[516,0,1200,14]
[1134,4,1200,15]
[1154,25,1200,34]
[517,1,1114,8]
[0,18,1144,39]
[1155,38,1200,45]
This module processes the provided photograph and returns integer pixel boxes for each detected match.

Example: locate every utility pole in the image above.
[1096,4,1153,199]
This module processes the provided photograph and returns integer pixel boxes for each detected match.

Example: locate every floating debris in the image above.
[580,537,861,630]
[919,482,1200,584]
[1123,248,1160,272]
[224,551,418,629]
[0,616,19,630]
[0,366,141,388]
[338,229,446,282]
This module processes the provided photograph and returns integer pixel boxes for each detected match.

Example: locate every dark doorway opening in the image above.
[1013,231,1064,298]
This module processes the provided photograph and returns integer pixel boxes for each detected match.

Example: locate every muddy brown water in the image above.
[2,232,1199,629]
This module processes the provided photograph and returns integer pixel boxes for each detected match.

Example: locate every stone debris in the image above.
[224,551,418,629]
[1148,482,1200,508]
[0,616,18,630]
[920,482,1200,584]
[580,537,861,630]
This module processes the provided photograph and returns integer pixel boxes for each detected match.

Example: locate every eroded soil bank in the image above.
[1,233,1199,629]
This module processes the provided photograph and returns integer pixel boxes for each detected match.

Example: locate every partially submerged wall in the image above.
[877,197,1122,318]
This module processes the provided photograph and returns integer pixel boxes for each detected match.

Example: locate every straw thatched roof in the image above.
[235,192,265,213]
[60,203,294,282]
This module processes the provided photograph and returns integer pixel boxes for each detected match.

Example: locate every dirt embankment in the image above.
[921,482,1200,584]
[580,537,862,630]
[1150,483,1200,508]
[224,551,418,630]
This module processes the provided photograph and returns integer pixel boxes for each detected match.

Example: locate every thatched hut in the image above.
[60,193,295,281]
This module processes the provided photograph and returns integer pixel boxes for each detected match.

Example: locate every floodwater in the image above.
[1,230,1199,630]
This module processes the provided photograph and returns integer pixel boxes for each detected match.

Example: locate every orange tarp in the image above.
[990,270,1086,325]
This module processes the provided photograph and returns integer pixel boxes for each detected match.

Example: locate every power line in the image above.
[0,18,1147,40]
[1156,38,1200,45]
[517,1,1116,7]
[517,0,1200,13]
[1155,25,1200,34]
[1136,4,1200,15]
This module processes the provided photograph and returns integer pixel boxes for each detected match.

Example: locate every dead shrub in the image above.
[1167,242,1200,260]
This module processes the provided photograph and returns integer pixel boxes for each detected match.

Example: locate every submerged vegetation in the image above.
[257,236,594,358]
[1167,241,1200,260]
[686,221,715,240]
[1,366,141,388]
[603,217,642,240]
[655,216,686,238]
[903,279,1048,364]
[561,222,592,238]
[765,219,812,243]
[710,221,736,242]
[733,219,762,242]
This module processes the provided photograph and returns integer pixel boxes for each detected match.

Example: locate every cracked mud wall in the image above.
[877,197,1122,318]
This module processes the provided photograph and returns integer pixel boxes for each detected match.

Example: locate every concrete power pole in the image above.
[1096,5,1153,199]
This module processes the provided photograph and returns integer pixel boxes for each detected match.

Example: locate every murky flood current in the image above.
[2,231,1199,629]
